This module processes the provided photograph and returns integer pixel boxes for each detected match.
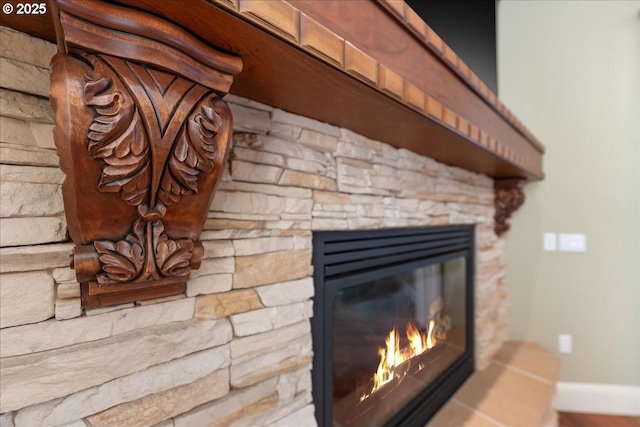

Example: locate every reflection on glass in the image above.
[332,258,466,427]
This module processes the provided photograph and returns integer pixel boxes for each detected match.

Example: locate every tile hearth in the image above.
[428,341,560,427]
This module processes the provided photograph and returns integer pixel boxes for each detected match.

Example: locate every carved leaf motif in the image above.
[85,62,151,207]
[153,221,194,277]
[94,220,145,283]
[158,95,224,206]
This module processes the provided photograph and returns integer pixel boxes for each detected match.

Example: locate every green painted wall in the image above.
[498,0,639,385]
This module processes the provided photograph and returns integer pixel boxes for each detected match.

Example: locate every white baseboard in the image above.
[555,381,640,416]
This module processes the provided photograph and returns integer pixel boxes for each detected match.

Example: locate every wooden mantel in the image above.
[1,0,542,306]
[3,0,544,181]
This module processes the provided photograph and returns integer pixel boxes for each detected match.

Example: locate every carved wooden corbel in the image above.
[494,179,526,236]
[49,0,242,307]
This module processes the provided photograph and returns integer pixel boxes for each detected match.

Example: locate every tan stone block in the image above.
[230,160,283,184]
[0,143,59,167]
[431,215,450,226]
[0,319,232,412]
[203,218,267,231]
[269,121,302,140]
[0,27,56,68]
[0,216,66,247]
[0,164,64,185]
[52,267,74,283]
[231,346,312,388]
[234,249,312,288]
[232,146,284,167]
[200,240,235,258]
[284,157,329,175]
[14,345,230,427]
[0,89,54,123]
[238,134,329,164]
[0,182,63,217]
[0,118,55,149]
[281,200,312,218]
[0,58,50,97]
[0,271,53,328]
[269,403,316,427]
[312,190,350,204]
[229,103,272,134]
[370,175,401,192]
[173,378,278,427]
[232,236,309,256]
[244,391,312,426]
[136,294,185,306]
[272,108,340,137]
[297,128,339,153]
[257,277,314,307]
[218,180,311,199]
[209,393,278,427]
[230,301,313,336]
[195,289,263,320]
[201,229,273,240]
[276,365,312,403]
[278,170,337,191]
[231,320,310,365]
[311,218,349,230]
[0,298,195,358]
[209,211,280,222]
[212,190,286,215]
[348,217,384,228]
[54,298,82,320]
[84,303,134,317]
[86,368,230,427]
[191,257,234,277]
[186,273,233,297]
[340,128,381,150]
[264,220,311,231]
[0,243,70,273]
[225,94,273,112]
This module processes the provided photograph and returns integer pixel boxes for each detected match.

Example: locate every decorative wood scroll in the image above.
[494,179,526,236]
[49,0,242,307]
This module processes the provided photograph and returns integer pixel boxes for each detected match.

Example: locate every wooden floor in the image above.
[559,412,640,427]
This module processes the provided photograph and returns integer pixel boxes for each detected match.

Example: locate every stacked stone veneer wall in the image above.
[0,28,508,427]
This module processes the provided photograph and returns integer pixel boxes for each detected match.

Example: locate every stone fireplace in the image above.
[0,29,507,426]
[0,26,510,425]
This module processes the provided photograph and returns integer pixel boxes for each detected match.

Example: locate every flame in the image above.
[360,318,446,402]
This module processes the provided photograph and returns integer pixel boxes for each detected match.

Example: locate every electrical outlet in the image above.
[558,334,572,354]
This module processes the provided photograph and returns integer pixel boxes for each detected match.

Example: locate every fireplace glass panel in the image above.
[332,258,466,427]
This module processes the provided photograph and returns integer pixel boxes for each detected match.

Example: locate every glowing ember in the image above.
[360,302,449,402]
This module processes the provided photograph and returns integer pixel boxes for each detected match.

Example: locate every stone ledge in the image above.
[428,341,560,427]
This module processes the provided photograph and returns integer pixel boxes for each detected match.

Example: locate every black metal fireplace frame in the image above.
[311,225,475,427]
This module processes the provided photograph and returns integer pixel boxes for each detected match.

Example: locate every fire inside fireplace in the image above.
[312,226,474,427]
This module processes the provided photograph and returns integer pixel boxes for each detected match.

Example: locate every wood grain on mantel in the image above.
[1,0,544,180]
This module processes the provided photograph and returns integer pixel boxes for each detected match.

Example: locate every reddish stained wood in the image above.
[404,81,425,111]
[5,0,544,180]
[494,179,526,236]
[379,64,404,99]
[300,13,344,66]
[238,0,300,42]
[345,41,379,85]
[50,0,240,307]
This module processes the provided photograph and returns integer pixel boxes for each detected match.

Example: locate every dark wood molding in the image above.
[494,179,526,236]
[49,0,241,307]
